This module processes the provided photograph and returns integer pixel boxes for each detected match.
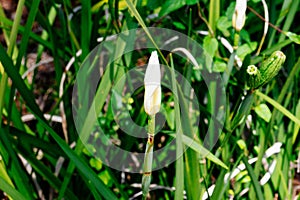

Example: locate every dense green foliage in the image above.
[0,0,299,199]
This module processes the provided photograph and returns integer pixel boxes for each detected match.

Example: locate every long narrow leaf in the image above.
[0,38,117,200]
[170,134,228,170]
[242,156,264,200]
[0,176,27,200]
[255,90,300,126]
[170,54,184,200]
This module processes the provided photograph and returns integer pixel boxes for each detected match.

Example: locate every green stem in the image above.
[208,0,220,36]
[233,32,240,49]
[142,114,155,198]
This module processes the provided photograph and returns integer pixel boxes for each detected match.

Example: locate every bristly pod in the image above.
[259,51,286,84]
[246,51,286,89]
[246,65,262,89]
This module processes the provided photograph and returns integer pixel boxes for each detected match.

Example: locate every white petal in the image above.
[144,85,161,115]
[144,51,161,115]
[233,0,247,31]
[144,51,160,85]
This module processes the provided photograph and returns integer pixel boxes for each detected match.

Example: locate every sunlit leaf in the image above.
[254,104,272,122]
[217,16,232,37]
[159,0,198,17]
[236,42,257,60]
[213,60,227,72]
[203,36,218,72]
[285,31,300,44]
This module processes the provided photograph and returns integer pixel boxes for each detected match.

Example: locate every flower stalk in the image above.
[142,51,161,199]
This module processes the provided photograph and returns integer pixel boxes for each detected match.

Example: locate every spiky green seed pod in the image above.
[246,51,286,89]
[259,51,286,84]
[246,65,262,89]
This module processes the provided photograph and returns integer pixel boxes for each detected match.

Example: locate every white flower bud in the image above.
[144,51,161,115]
[232,0,247,32]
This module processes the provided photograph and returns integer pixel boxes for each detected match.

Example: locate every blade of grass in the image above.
[272,57,300,124]
[211,153,243,200]
[34,113,118,199]
[0,176,27,200]
[250,119,267,199]
[125,0,168,65]
[278,0,299,42]
[11,145,78,200]
[175,81,201,199]
[242,156,264,200]
[170,134,228,170]
[59,18,134,199]
[62,0,80,50]
[222,52,235,87]
[267,0,292,47]
[170,54,184,200]
[0,41,117,200]
[7,0,41,132]
[8,125,64,157]
[0,16,55,52]
[0,0,36,198]
[0,0,25,126]
[36,5,56,61]
[0,159,13,187]
[293,99,300,144]
[0,127,34,199]
[0,45,45,119]
[81,0,92,58]
[255,90,300,126]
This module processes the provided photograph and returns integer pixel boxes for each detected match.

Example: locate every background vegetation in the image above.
[0,0,299,199]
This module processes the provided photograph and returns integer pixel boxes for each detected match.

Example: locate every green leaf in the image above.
[0,45,117,200]
[213,60,227,72]
[240,29,252,44]
[159,0,198,17]
[203,36,218,72]
[254,104,272,122]
[217,16,232,37]
[203,36,218,57]
[89,158,103,171]
[186,0,198,5]
[98,171,113,187]
[237,139,247,151]
[236,42,257,60]
[173,21,186,30]
[0,176,27,200]
[293,99,300,144]
[159,0,185,17]
[231,93,254,130]
[285,31,300,44]
[225,2,235,20]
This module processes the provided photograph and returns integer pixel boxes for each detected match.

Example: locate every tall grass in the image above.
[0,0,299,199]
